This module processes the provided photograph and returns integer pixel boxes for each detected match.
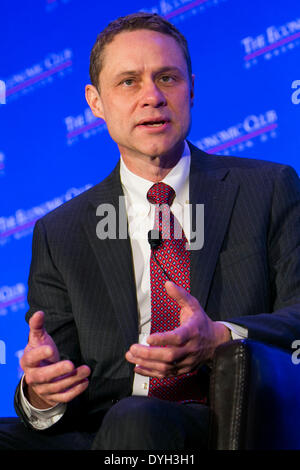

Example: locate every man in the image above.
[1,12,300,450]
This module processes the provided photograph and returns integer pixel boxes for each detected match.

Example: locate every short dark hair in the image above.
[89,12,192,89]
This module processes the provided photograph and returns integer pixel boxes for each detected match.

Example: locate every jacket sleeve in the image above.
[14,219,86,429]
[26,219,83,363]
[227,165,300,349]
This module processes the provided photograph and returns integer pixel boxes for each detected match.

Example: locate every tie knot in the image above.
[147,183,175,206]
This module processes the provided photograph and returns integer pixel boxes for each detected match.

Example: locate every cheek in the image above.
[104,112,131,143]
[171,91,192,115]
[102,103,124,126]
[174,102,191,127]
[107,101,132,127]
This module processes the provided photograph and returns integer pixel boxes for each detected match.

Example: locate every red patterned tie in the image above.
[147,182,206,403]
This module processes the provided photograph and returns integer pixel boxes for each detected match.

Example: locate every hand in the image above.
[125,281,231,378]
[20,311,91,409]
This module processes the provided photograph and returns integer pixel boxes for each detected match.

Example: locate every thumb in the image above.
[164,281,200,325]
[28,311,46,346]
[164,281,196,309]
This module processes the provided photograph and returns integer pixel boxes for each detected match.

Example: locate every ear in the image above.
[190,74,195,108]
[85,84,105,119]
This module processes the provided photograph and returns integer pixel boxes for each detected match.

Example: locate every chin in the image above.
[143,138,182,158]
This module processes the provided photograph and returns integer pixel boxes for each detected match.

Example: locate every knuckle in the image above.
[184,356,194,367]
[35,369,48,383]
[22,350,31,364]
[160,363,168,373]
[142,349,151,360]
[33,384,44,396]
[56,381,87,403]
[60,391,78,404]
[174,333,182,345]
[54,395,68,404]
[165,350,175,363]
[62,360,74,371]
[48,381,61,394]
[24,373,34,385]
[52,389,71,403]
[190,297,199,308]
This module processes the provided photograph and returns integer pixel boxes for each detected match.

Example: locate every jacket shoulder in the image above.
[38,162,121,227]
[189,141,299,176]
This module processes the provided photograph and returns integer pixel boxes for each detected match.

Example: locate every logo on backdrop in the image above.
[0,283,27,317]
[15,349,24,377]
[242,17,300,68]
[4,49,73,102]
[0,80,5,104]
[0,341,5,365]
[64,107,107,146]
[0,152,5,175]
[140,0,227,24]
[194,109,278,155]
[292,80,300,104]
[0,184,92,246]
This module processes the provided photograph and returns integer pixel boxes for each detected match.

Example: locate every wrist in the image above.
[213,321,231,348]
[23,382,53,410]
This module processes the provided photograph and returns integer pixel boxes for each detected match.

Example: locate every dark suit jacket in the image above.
[15,142,300,430]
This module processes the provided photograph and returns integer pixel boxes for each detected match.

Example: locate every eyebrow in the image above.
[114,66,185,81]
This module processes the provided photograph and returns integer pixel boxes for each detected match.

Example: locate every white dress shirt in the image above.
[121,141,192,395]
[20,141,247,428]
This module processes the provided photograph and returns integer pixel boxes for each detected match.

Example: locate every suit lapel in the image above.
[83,163,139,350]
[188,144,240,310]
[82,144,239,345]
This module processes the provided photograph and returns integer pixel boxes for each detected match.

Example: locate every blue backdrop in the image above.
[0,0,299,416]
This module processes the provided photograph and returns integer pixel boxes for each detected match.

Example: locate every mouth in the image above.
[137,118,170,128]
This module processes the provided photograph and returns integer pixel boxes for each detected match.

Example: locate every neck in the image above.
[120,142,184,182]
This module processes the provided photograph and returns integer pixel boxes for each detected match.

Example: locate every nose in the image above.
[139,80,167,108]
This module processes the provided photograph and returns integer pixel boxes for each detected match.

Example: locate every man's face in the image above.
[86,29,194,161]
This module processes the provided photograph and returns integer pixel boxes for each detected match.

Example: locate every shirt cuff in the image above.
[218,321,248,340]
[132,333,149,396]
[20,375,67,430]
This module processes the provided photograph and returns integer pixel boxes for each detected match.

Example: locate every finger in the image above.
[146,326,191,347]
[134,365,167,378]
[129,350,192,373]
[21,345,54,369]
[33,366,91,396]
[134,350,199,376]
[164,281,198,310]
[134,362,192,378]
[28,311,46,345]
[44,379,89,405]
[131,345,200,369]
[132,356,177,376]
[51,364,91,383]
[126,344,186,364]
[24,359,76,385]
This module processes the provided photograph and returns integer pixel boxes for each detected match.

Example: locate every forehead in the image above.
[100,29,187,77]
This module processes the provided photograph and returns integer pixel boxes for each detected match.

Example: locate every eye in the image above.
[160,75,175,84]
[122,78,135,86]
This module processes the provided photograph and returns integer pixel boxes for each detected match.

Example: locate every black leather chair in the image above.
[209,339,300,450]
[1,338,299,450]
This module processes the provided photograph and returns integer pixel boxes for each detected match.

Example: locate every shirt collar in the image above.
[120,140,191,208]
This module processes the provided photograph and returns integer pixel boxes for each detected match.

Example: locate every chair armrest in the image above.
[208,339,300,450]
